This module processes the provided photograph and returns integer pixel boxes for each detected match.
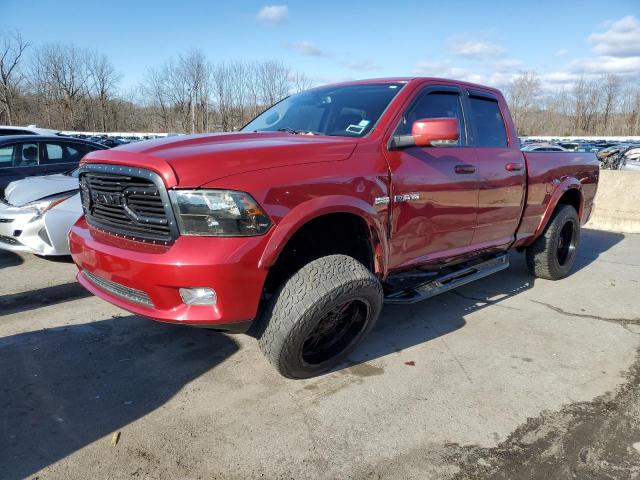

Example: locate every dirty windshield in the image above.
[242,83,404,137]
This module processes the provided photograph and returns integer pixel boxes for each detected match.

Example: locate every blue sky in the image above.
[1,0,638,90]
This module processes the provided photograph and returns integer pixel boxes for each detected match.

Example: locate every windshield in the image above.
[242,83,405,137]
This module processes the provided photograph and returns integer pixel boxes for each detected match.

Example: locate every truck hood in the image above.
[4,173,78,207]
[81,132,358,188]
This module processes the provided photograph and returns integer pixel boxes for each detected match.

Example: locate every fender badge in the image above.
[374,196,390,205]
[394,192,421,202]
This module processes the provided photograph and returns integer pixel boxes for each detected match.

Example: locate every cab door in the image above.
[384,85,479,270]
[463,89,526,248]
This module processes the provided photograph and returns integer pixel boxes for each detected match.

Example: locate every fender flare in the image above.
[534,177,584,237]
[258,195,389,275]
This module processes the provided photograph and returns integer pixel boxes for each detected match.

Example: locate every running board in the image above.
[384,254,509,305]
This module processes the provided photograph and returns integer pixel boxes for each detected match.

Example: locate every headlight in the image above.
[27,192,76,221]
[169,190,271,236]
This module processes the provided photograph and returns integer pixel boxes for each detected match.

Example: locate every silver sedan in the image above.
[0,170,81,256]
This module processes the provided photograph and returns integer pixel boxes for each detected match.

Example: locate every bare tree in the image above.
[505,71,541,135]
[290,70,313,94]
[31,44,91,129]
[0,31,30,125]
[257,60,291,106]
[600,74,621,135]
[89,52,120,132]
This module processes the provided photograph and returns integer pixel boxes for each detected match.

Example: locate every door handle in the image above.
[505,163,524,171]
[455,164,476,174]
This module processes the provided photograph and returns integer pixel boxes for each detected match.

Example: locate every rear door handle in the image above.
[455,164,476,174]
[505,163,524,171]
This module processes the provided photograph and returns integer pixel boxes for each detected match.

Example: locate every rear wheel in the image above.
[526,204,580,280]
[258,254,383,379]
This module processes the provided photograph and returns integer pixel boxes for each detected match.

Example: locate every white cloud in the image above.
[285,41,323,56]
[413,60,470,78]
[493,58,524,73]
[567,55,640,75]
[412,60,516,88]
[257,5,288,25]
[588,15,640,57]
[448,39,506,59]
[555,48,569,56]
[340,59,382,71]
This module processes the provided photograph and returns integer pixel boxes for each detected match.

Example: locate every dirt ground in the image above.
[1,229,639,479]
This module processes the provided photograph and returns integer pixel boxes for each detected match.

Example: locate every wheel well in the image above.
[263,213,374,295]
[557,188,582,218]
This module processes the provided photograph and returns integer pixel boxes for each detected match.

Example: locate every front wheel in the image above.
[526,204,580,280]
[258,254,383,379]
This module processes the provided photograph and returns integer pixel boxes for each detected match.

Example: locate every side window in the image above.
[467,96,508,147]
[0,145,15,167]
[43,142,86,164]
[395,91,465,145]
[17,143,39,166]
[45,143,65,163]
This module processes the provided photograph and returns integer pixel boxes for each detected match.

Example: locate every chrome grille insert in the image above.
[79,164,178,244]
[82,269,154,308]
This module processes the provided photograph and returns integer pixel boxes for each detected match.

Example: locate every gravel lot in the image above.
[1,229,639,479]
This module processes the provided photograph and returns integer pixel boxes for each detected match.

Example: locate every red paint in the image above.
[69,77,599,327]
[412,117,459,146]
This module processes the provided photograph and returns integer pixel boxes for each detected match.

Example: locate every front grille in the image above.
[0,234,20,245]
[82,269,154,308]
[79,164,177,244]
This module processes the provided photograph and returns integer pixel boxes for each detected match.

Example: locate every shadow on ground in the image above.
[346,229,625,368]
[573,228,625,272]
[0,250,23,269]
[1,282,93,316]
[0,316,238,480]
[35,254,74,263]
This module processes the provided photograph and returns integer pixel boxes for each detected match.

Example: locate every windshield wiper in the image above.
[276,127,319,135]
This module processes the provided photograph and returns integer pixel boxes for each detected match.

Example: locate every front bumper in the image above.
[0,197,81,256]
[69,217,269,327]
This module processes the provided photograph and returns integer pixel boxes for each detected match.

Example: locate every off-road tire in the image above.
[258,254,383,379]
[526,204,580,280]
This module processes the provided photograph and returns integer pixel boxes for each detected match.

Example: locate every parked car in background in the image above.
[558,142,580,151]
[521,143,568,152]
[99,137,129,148]
[597,144,640,170]
[576,144,600,153]
[0,135,106,194]
[0,125,61,136]
[0,169,81,255]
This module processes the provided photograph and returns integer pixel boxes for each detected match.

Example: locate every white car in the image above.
[0,169,81,256]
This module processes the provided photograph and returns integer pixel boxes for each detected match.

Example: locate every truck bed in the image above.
[515,151,599,246]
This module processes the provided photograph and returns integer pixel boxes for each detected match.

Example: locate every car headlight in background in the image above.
[26,192,76,221]
[169,190,271,236]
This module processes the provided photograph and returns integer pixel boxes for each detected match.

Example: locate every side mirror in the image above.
[389,117,459,150]
[412,117,459,147]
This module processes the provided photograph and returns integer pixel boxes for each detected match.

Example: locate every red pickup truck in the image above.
[70,78,598,378]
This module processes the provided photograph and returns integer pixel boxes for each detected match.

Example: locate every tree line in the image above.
[505,71,640,137]
[1,31,639,136]
[0,31,312,133]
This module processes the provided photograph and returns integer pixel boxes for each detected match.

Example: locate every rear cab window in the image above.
[466,91,508,147]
